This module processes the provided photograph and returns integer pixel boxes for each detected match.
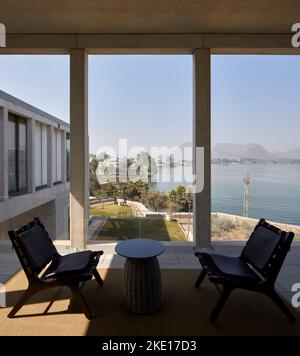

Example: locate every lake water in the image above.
[150,164,300,226]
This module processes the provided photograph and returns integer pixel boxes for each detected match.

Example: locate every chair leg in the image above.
[210,285,233,323]
[195,269,207,288]
[93,269,104,287]
[70,285,93,320]
[267,289,296,322]
[8,287,38,318]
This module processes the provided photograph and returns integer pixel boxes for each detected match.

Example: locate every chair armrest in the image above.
[90,250,104,269]
[195,251,203,258]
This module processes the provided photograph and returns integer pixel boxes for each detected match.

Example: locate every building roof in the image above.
[0,89,69,128]
[1,0,299,35]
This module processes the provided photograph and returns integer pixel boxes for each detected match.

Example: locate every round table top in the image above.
[115,238,165,259]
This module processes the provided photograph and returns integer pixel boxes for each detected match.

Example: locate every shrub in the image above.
[213,218,235,235]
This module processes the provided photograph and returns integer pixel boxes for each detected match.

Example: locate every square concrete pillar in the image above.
[27,117,36,193]
[70,49,89,250]
[193,48,211,248]
[47,125,54,188]
[0,107,8,201]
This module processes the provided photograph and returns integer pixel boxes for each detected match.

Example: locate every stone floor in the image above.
[0,242,20,284]
[1,240,299,310]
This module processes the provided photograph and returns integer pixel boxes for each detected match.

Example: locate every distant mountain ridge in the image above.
[212,143,300,160]
[273,148,300,160]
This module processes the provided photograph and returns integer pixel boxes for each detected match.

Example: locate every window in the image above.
[35,122,48,189]
[66,132,70,182]
[211,55,300,242]
[53,128,62,184]
[8,113,27,195]
[88,55,192,242]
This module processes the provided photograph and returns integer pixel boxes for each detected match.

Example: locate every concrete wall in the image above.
[0,192,69,241]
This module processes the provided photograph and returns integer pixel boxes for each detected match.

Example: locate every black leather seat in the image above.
[43,251,94,279]
[199,253,260,282]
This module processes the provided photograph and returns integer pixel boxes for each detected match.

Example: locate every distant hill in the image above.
[273,148,300,160]
[212,143,300,160]
[212,143,274,160]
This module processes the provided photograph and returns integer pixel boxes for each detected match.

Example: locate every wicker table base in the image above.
[122,257,163,314]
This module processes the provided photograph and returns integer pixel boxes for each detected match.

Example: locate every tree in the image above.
[168,185,193,212]
[116,183,129,203]
[89,155,100,196]
[96,187,105,208]
[141,190,168,212]
[126,180,149,201]
[167,200,181,215]
[95,181,149,204]
[95,183,118,202]
[98,151,111,162]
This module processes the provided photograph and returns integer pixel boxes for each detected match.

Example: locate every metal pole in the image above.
[243,173,250,217]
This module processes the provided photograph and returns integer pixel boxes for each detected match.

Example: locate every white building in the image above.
[0,90,70,241]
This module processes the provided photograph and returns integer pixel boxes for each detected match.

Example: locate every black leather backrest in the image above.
[17,224,58,272]
[242,223,282,273]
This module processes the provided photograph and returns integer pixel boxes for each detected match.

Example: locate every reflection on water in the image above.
[151,164,300,225]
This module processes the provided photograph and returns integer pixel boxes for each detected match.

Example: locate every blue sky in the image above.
[0,55,299,153]
[212,55,300,152]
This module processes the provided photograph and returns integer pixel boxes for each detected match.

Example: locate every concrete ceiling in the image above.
[0,0,299,35]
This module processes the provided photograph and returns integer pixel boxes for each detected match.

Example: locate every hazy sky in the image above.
[0,55,299,153]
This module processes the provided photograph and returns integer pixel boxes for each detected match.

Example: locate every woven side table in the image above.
[115,238,165,314]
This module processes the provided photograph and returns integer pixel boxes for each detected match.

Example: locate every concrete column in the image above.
[27,117,36,193]
[193,48,211,248]
[70,49,89,250]
[47,125,54,188]
[0,107,8,201]
[61,130,66,184]
[54,191,69,240]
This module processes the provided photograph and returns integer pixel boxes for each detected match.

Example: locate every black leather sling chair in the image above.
[195,218,296,323]
[8,217,104,320]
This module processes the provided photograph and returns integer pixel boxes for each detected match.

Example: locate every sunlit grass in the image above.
[96,218,186,241]
[90,204,133,217]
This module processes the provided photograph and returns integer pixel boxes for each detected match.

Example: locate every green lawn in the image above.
[90,204,133,217]
[97,218,187,241]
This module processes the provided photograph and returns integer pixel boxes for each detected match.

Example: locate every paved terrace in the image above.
[1,240,299,307]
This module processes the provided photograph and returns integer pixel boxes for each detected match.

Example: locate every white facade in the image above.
[35,121,48,188]
[0,90,70,241]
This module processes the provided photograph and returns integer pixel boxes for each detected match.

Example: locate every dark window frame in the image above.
[35,184,48,191]
[8,113,28,196]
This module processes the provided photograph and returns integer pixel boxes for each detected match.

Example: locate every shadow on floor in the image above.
[2,256,300,336]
